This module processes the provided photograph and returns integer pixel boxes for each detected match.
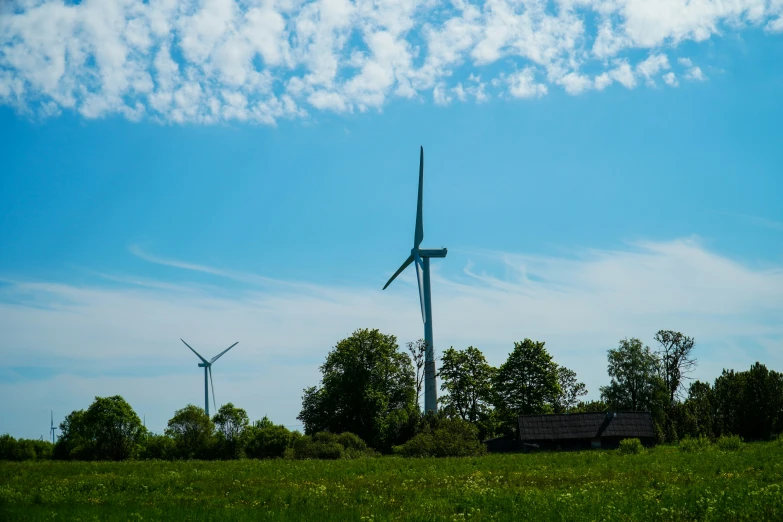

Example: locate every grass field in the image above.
[2,441,783,521]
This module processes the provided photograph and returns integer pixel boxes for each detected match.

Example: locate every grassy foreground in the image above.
[2,442,783,521]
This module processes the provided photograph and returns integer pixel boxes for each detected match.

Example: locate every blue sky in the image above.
[1,0,783,439]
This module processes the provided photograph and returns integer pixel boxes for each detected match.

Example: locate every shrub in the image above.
[290,431,373,459]
[393,417,486,458]
[679,435,712,452]
[139,434,175,460]
[292,434,343,460]
[716,434,743,451]
[245,424,292,459]
[618,438,644,455]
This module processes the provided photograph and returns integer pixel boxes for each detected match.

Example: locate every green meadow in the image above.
[2,441,783,521]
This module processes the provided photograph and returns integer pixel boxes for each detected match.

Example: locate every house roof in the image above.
[518,412,655,441]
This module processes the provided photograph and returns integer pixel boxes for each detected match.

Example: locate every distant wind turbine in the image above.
[50,411,57,444]
[180,339,238,416]
[383,146,447,414]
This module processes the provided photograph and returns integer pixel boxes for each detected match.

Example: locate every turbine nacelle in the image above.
[416,248,448,258]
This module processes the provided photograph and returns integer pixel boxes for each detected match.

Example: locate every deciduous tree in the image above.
[654,330,697,404]
[213,402,249,459]
[439,346,496,423]
[552,366,587,413]
[165,405,215,459]
[82,395,146,461]
[600,338,661,411]
[494,339,560,427]
[297,328,417,450]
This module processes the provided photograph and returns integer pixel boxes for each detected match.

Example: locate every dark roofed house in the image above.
[485,412,655,452]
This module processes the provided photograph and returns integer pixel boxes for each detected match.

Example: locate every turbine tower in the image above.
[49,411,57,444]
[383,146,447,413]
[180,339,238,416]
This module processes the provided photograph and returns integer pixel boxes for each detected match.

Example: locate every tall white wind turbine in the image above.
[383,146,447,413]
[180,339,238,416]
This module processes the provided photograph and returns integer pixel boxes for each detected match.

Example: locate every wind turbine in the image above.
[180,339,238,416]
[49,411,57,444]
[383,146,447,414]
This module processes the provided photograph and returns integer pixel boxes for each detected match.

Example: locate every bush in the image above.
[245,424,292,459]
[679,435,712,452]
[393,417,486,458]
[618,438,644,455]
[716,434,743,451]
[290,432,373,460]
[139,434,175,460]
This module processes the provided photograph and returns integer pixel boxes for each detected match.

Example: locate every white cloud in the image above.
[768,16,783,32]
[3,238,782,438]
[0,0,779,123]
[685,65,708,81]
[432,82,452,105]
[594,59,636,90]
[636,53,671,86]
[663,71,678,86]
[558,71,593,94]
[507,67,548,98]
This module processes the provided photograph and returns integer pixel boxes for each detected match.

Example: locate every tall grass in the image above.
[2,441,783,521]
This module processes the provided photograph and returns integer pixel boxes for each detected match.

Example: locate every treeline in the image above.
[1,398,384,462]
[297,328,783,446]
[3,328,782,461]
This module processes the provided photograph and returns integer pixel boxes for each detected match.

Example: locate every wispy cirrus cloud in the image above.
[1,0,781,124]
[1,237,782,437]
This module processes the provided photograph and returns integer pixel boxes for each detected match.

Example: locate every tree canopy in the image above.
[55,395,145,461]
[297,328,417,450]
[494,339,560,427]
[165,404,214,459]
[600,338,662,411]
[439,346,495,423]
[654,330,697,404]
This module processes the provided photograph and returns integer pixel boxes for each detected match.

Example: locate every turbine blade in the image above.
[210,342,238,363]
[414,146,424,248]
[414,250,426,324]
[181,339,208,364]
[383,254,414,290]
[209,366,216,412]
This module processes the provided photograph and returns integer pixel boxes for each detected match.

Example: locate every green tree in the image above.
[83,396,146,460]
[139,434,175,460]
[600,338,661,411]
[654,330,697,404]
[494,339,560,428]
[213,403,250,459]
[245,417,292,459]
[681,380,715,438]
[439,346,496,423]
[297,328,417,450]
[713,363,783,440]
[55,396,145,460]
[165,405,215,459]
[552,366,587,413]
[54,409,90,460]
